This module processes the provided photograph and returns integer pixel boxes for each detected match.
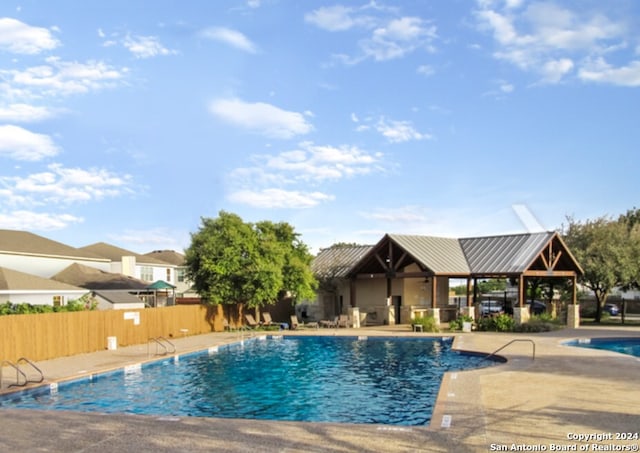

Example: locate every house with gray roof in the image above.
[0,266,88,306]
[79,242,177,287]
[0,229,110,278]
[312,231,582,326]
[143,250,192,296]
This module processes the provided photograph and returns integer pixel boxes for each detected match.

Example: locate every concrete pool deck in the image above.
[1,325,639,452]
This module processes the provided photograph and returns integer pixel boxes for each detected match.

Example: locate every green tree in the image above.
[562,215,639,322]
[185,211,317,310]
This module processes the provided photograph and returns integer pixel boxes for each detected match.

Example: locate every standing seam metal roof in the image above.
[323,231,566,277]
[460,232,555,274]
[388,234,470,274]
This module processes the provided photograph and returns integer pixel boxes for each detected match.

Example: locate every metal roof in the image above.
[312,245,374,279]
[388,234,470,274]
[460,232,555,275]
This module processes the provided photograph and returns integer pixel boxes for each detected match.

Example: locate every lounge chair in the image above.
[290,315,318,330]
[320,316,338,328]
[244,313,260,329]
[262,312,275,327]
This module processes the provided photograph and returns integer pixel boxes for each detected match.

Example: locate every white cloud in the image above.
[305,5,372,31]
[123,34,176,59]
[227,141,384,209]
[474,1,631,85]
[417,64,435,76]
[1,163,134,205]
[541,58,574,83]
[578,57,640,87]
[200,27,257,53]
[0,103,55,122]
[0,125,58,161]
[375,117,431,143]
[228,188,334,209]
[209,98,313,139]
[0,57,128,98]
[0,17,59,54]
[0,210,83,230]
[306,5,437,63]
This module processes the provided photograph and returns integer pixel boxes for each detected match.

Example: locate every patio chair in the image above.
[244,313,260,329]
[290,315,318,330]
[262,312,275,327]
[320,316,339,328]
[337,314,352,328]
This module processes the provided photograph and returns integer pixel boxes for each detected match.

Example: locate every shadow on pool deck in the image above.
[1,325,639,452]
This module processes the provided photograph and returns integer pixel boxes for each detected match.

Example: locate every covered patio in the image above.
[343,231,583,326]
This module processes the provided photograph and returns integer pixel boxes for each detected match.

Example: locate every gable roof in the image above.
[312,245,374,279]
[144,250,185,266]
[345,231,582,278]
[0,229,106,262]
[52,263,149,290]
[460,232,555,274]
[146,280,176,290]
[0,266,86,292]
[79,242,169,265]
[388,234,470,274]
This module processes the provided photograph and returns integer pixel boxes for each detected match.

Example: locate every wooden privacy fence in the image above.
[0,304,224,363]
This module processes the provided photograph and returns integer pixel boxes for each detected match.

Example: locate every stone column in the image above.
[567,304,580,328]
[461,306,475,319]
[348,306,360,328]
[513,306,530,325]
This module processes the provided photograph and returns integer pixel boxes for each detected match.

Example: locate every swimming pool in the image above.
[0,335,500,426]
[566,337,640,358]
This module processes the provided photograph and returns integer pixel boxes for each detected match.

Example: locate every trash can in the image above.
[462,322,472,333]
[107,336,117,350]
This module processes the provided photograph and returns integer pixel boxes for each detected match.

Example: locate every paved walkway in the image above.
[1,325,639,452]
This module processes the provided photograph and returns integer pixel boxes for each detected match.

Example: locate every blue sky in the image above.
[0,1,639,254]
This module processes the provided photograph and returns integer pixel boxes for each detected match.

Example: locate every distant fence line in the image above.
[0,304,230,363]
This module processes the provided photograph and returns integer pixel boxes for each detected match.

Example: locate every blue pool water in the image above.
[566,337,640,358]
[0,336,499,426]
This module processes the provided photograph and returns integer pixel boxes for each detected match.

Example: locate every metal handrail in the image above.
[148,337,176,356]
[156,336,176,354]
[16,357,44,384]
[1,358,44,388]
[484,339,536,361]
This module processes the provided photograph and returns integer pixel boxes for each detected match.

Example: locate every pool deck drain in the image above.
[1,325,640,452]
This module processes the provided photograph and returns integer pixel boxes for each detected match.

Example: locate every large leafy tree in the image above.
[185,211,317,310]
[562,213,640,322]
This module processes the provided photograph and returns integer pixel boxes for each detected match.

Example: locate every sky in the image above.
[0,0,639,255]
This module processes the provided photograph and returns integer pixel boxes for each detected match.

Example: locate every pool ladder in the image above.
[0,357,44,389]
[484,339,536,361]
[148,336,176,356]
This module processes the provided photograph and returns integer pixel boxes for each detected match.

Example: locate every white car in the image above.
[480,300,503,316]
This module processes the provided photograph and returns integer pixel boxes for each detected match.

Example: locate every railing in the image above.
[1,357,44,388]
[147,336,176,356]
[484,339,536,362]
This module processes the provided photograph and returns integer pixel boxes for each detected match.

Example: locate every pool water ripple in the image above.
[0,336,497,426]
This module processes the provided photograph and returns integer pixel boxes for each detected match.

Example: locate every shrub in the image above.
[412,315,439,333]
[449,315,474,331]
[477,314,515,332]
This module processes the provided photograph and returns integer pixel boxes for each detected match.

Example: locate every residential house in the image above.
[143,250,193,296]
[52,262,149,310]
[0,229,110,278]
[79,242,177,286]
[0,266,88,307]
